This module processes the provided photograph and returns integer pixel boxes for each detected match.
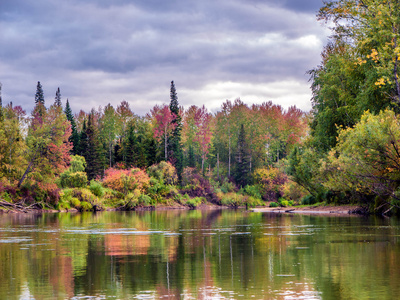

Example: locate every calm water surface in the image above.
[0,210,400,299]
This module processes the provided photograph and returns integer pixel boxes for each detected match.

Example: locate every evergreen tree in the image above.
[78,119,88,157]
[0,82,3,121]
[54,87,62,107]
[124,121,137,168]
[64,99,79,154]
[169,80,183,178]
[35,81,45,105]
[85,111,104,180]
[234,124,251,187]
[0,82,2,108]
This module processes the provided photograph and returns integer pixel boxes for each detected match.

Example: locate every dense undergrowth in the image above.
[0,157,316,212]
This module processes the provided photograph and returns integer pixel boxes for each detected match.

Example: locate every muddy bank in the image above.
[251,205,365,215]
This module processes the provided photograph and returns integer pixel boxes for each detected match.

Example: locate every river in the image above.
[0,210,399,299]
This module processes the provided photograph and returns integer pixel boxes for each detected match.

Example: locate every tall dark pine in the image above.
[35,81,45,105]
[0,82,3,121]
[78,120,88,157]
[54,87,62,107]
[234,124,251,188]
[169,81,183,178]
[84,111,105,180]
[64,99,79,154]
[0,82,2,108]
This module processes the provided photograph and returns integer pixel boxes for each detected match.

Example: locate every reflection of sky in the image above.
[0,0,328,115]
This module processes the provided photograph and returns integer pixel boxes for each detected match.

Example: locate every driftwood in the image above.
[0,199,48,213]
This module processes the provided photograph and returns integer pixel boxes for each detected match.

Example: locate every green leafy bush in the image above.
[58,171,88,188]
[147,161,178,185]
[269,202,279,207]
[301,194,317,205]
[186,197,204,209]
[243,185,262,199]
[138,194,152,206]
[89,180,105,197]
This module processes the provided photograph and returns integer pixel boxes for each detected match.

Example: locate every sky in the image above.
[0,0,329,116]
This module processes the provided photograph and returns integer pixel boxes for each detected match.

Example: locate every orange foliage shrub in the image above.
[102,167,150,194]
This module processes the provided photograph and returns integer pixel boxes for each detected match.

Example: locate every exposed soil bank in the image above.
[251,205,365,216]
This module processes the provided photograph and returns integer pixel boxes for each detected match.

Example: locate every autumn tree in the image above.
[150,104,176,161]
[183,105,213,173]
[19,104,72,187]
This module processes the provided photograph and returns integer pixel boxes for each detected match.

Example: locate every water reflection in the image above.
[0,211,399,299]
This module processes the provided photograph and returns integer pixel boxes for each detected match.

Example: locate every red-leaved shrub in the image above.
[102,167,150,194]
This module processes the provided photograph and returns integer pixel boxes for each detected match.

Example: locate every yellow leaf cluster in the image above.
[367,49,379,62]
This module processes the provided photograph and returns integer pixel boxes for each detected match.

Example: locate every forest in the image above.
[2,0,400,214]
[0,79,308,211]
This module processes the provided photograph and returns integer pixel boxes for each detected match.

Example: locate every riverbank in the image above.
[251,205,365,215]
[0,200,365,215]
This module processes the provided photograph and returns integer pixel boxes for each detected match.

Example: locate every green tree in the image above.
[169,81,183,178]
[64,99,79,154]
[34,81,45,106]
[100,103,117,167]
[54,87,62,107]
[84,110,104,180]
[322,110,400,209]
[0,104,27,184]
[234,124,251,187]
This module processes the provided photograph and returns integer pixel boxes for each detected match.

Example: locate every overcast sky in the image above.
[0,0,329,116]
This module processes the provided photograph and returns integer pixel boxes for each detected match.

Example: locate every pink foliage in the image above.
[151,104,177,141]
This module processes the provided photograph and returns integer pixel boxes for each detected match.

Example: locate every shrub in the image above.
[59,171,88,188]
[280,200,290,207]
[243,185,262,199]
[180,167,217,203]
[102,167,150,194]
[80,201,93,211]
[89,180,105,197]
[138,194,152,206]
[20,181,60,206]
[220,179,236,193]
[253,167,288,201]
[186,197,204,209]
[301,194,317,205]
[218,192,245,208]
[147,161,178,185]
[282,180,308,202]
[269,202,279,207]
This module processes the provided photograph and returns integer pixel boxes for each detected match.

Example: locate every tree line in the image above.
[0,80,308,209]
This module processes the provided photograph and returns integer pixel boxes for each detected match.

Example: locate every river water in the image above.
[0,210,399,299]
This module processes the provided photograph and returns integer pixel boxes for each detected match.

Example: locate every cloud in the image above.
[0,0,328,115]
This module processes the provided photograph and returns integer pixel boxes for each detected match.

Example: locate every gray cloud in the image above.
[0,0,327,115]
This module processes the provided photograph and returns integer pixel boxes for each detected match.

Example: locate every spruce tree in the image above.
[35,81,45,105]
[0,82,3,121]
[64,99,79,154]
[54,87,62,107]
[85,111,105,180]
[234,124,251,188]
[78,119,88,157]
[169,81,183,178]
